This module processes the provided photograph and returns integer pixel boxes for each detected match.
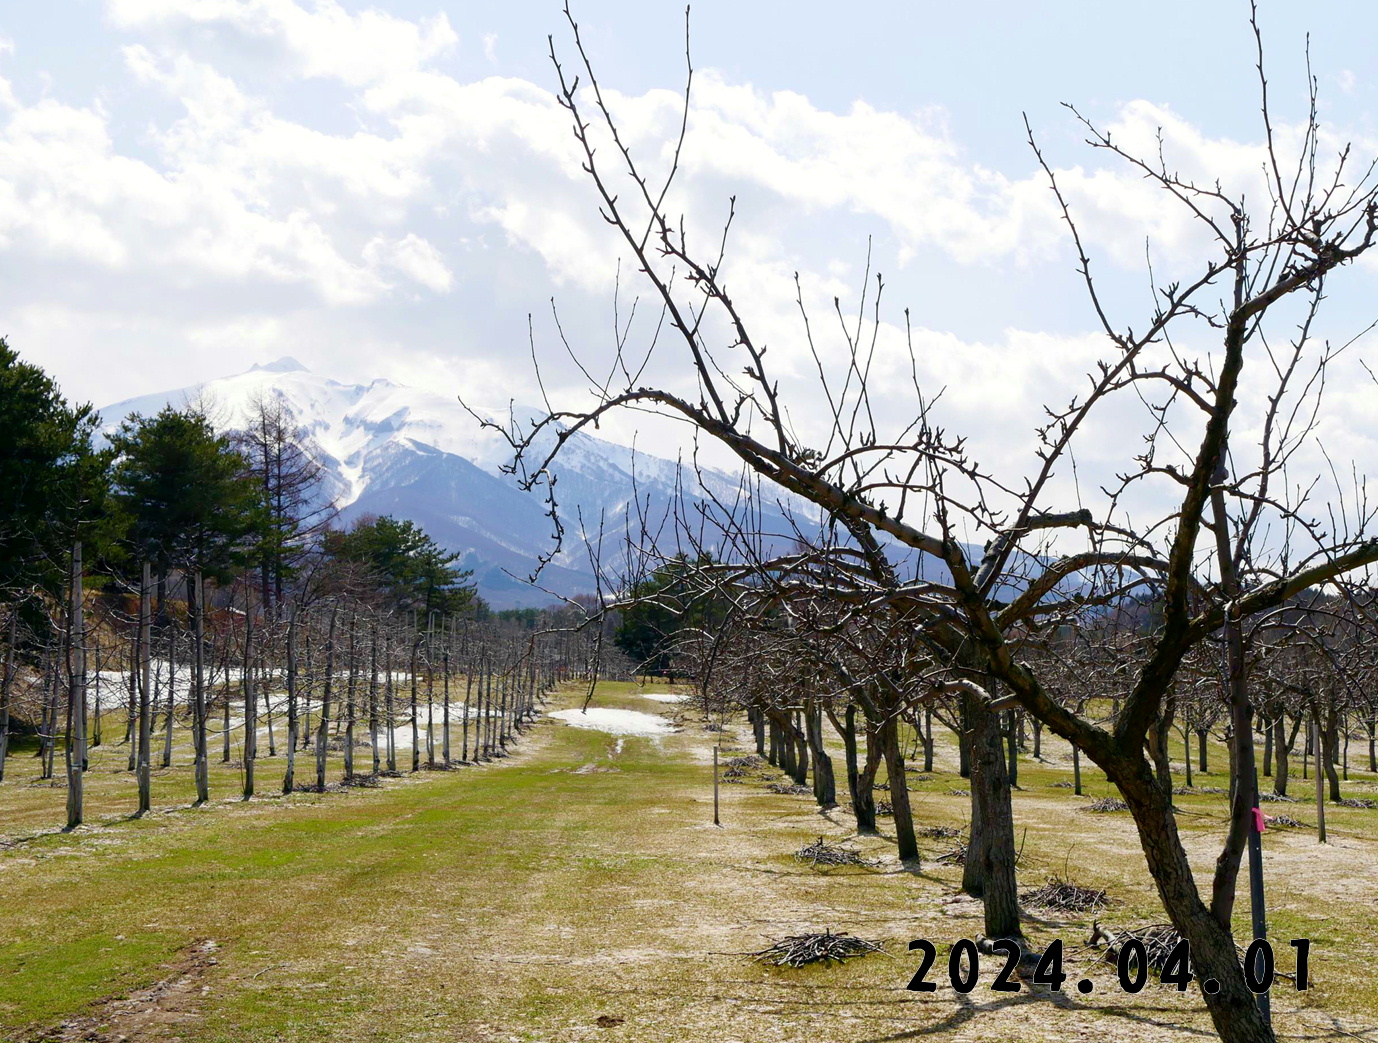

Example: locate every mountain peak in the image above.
[249,356,309,374]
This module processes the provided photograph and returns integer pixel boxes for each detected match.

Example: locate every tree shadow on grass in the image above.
[856,988,1217,1042]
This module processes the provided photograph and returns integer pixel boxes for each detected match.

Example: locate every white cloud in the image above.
[482,32,497,65]
[0,0,1370,534]
[106,0,458,86]
[364,232,453,293]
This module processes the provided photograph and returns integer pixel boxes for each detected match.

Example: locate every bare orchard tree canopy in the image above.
[476,6,1378,1043]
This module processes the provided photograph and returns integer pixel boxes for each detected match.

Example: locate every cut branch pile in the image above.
[919,825,964,839]
[1084,797,1129,813]
[1020,876,1111,913]
[946,788,970,796]
[1336,797,1378,809]
[1051,780,1074,789]
[727,755,763,768]
[875,801,894,816]
[1086,921,1182,974]
[794,835,878,869]
[769,782,811,795]
[1270,814,1303,827]
[1259,792,1299,803]
[749,929,884,968]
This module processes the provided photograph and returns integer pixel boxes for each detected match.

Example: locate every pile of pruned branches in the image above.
[795,835,877,869]
[750,929,884,968]
[1336,797,1378,809]
[1084,797,1129,813]
[919,825,964,840]
[1259,792,1299,803]
[1021,877,1111,914]
[769,782,811,796]
[1086,921,1183,974]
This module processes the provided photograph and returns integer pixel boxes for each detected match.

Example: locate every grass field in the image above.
[1,681,1375,1042]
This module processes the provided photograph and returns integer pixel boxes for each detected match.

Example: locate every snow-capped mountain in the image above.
[97,358,810,609]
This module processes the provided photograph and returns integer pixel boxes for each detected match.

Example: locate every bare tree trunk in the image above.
[831,704,865,829]
[65,542,85,830]
[1322,702,1341,803]
[191,573,208,805]
[161,625,175,769]
[409,630,420,772]
[479,657,491,761]
[242,597,257,800]
[90,636,100,753]
[125,639,138,769]
[923,707,935,771]
[499,671,510,752]
[879,712,918,862]
[221,635,232,765]
[283,612,297,795]
[137,563,153,816]
[385,634,397,773]
[461,663,472,762]
[962,692,1021,939]
[441,620,451,766]
[316,609,336,793]
[1117,760,1277,1043]
[426,617,437,767]
[264,637,276,758]
[0,607,17,783]
[1313,715,1327,844]
[41,653,58,779]
[804,699,836,807]
[344,614,357,783]
[369,624,381,775]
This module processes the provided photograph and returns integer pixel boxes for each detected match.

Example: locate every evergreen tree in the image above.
[110,404,263,609]
[0,338,113,600]
[325,515,478,617]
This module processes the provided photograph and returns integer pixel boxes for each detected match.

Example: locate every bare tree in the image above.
[476,8,1378,1041]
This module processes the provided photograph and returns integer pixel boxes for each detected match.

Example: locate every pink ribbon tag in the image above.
[1252,807,1267,834]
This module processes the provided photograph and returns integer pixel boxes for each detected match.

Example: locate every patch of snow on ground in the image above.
[640,692,689,703]
[549,708,676,737]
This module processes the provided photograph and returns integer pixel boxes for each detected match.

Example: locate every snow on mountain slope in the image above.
[97,358,811,609]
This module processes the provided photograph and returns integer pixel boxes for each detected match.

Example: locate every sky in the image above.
[4,1,1378,546]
